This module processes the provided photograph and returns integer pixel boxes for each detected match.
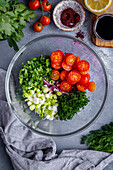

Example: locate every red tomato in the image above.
[51,62,62,69]
[77,60,90,71]
[73,56,81,69]
[76,83,87,92]
[60,70,69,81]
[41,0,51,11]
[50,50,64,63]
[87,81,95,92]
[40,15,50,25]
[78,73,90,86]
[62,60,72,71]
[29,0,40,10]
[33,22,43,32]
[65,54,76,66]
[64,53,73,58]
[50,70,60,81]
[80,69,89,75]
[68,70,81,84]
[60,81,71,92]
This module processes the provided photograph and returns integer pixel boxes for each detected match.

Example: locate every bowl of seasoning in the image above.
[93,14,113,42]
[53,0,85,32]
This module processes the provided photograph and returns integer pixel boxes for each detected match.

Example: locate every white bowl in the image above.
[53,0,85,32]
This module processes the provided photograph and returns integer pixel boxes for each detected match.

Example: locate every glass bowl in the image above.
[5,34,108,136]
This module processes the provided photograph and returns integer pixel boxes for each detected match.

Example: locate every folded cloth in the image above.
[0,68,113,170]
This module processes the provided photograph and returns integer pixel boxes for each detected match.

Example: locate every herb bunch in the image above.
[81,122,113,153]
[0,0,37,51]
[57,90,90,120]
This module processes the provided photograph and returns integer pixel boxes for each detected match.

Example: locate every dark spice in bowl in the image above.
[61,8,80,28]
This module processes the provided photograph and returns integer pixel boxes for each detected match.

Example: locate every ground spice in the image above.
[61,8,80,28]
[75,30,84,40]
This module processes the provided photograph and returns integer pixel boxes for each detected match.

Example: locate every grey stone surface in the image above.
[0,0,113,169]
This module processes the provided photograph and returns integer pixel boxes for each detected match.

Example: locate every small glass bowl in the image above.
[93,14,113,42]
[5,34,108,136]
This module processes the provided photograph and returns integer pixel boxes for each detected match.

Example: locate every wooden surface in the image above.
[76,0,113,47]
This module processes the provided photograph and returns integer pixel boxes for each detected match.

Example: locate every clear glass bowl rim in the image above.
[5,34,108,137]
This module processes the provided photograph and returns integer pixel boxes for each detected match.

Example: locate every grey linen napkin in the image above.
[0,68,113,170]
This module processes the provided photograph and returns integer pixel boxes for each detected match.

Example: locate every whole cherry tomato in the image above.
[50,69,60,80]
[50,50,64,63]
[77,60,90,71]
[40,0,51,12]
[78,73,90,86]
[87,81,95,92]
[51,62,62,69]
[60,81,71,92]
[65,53,76,66]
[40,15,50,25]
[76,83,87,92]
[68,70,81,84]
[29,0,40,10]
[33,22,43,32]
[60,70,69,81]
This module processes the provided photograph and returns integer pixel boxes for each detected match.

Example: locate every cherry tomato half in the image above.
[78,73,90,86]
[41,0,51,11]
[77,60,90,71]
[76,83,87,92]
[80,69,89,75]
[50,70,60,81]
[73,56,81,69]
[62,60,72,71]
[60,81,71,92]
[50,50,64,63]
[60,70,69,81]
[29,0,40,10]
[65,54,76,66]
[51,62,62,69]
[87,81,95,92]
[40,15,50,25]
[33,22,43,32]
[68,70,81,84]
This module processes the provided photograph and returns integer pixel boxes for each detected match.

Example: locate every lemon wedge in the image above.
[84,0,112,13]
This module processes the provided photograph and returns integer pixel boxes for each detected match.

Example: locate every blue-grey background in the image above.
[0,0,113,169]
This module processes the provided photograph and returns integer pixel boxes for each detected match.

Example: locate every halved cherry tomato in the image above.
[77,60,90,71]
[33,22,43,32]
[87,81,95,92]
[50,50,64,63]
[78,73,90,86]
[40,0,51,11]
[73,56,81,69]
[50,70,60,81]
[62,60,72,71]
[80,69,89,75]
[40,15,50,25]
[29,0,40,10]
[64,53,73,59]
[60,70,69,81]
[65,54,76,66]
[60,81,71,92]
[68,70,81,84]
[51,62,62,69]
[76,83,87,92]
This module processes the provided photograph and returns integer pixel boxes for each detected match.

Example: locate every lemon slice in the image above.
[84,0,112,13]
